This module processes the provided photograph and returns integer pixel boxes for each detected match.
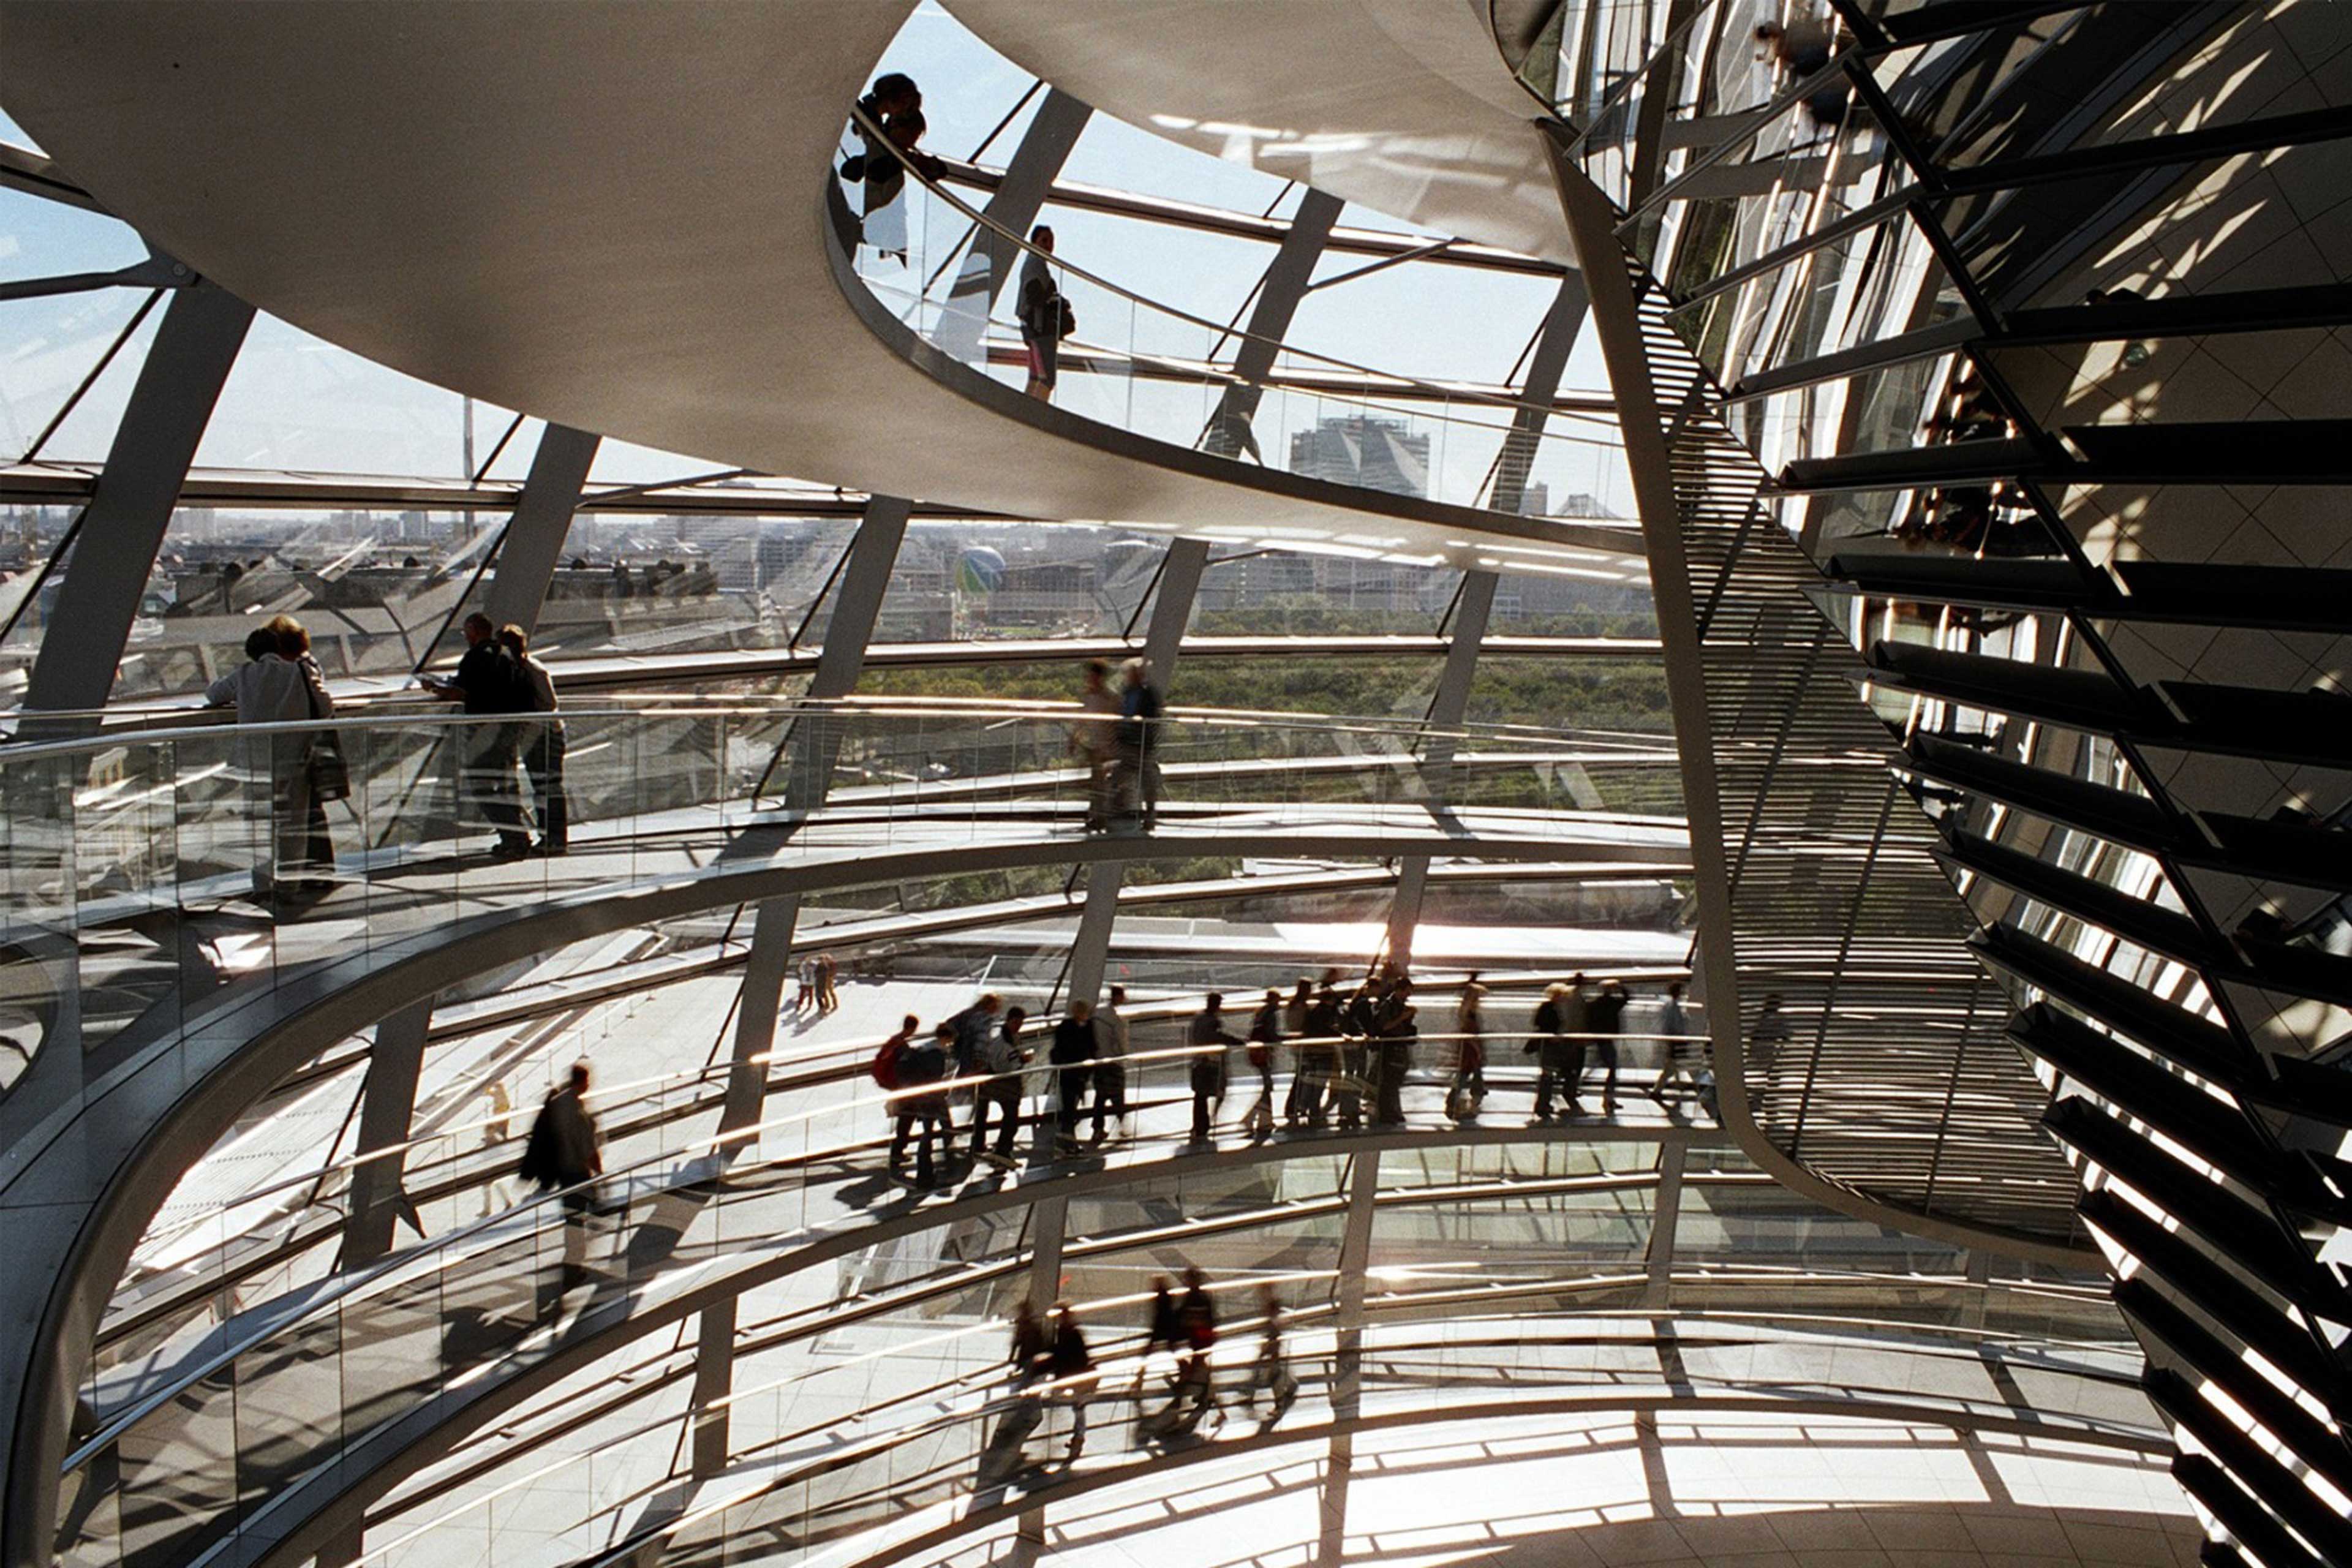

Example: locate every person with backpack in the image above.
[1241,1283,1298,1422]
[1167,1266,1224,1432]
[1136,1275,1183,1395]
[1019,225,1069,401]
[1586,978,1629,1113]
[1529,976,1591,1119]
[1371,976,1417,1127]
[874,1013,915,1169]
[1050,999,1099,1152]
[424,611,534,860]
[886,1021,953,1189]
[970,1005,1030,1167]
[945,992,1003,1135]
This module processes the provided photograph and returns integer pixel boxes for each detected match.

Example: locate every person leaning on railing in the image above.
[499,622,570,857]
[420,611,535,861]
[203,613,337,896]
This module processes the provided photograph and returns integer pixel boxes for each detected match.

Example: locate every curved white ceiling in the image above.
[1,0,1629,576]
[948,0,1570,262]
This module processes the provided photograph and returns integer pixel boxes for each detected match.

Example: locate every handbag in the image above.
[1057,296,1077,340]
[304,669,352,802]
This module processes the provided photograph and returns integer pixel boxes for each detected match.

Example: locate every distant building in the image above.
[1288,415,1430,499]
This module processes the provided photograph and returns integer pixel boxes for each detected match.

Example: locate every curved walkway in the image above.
[0,701,1684,1563]
[1,1,1634,573]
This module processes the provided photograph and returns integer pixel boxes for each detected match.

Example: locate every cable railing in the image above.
[0,698,1686,1102]
[834,106,1643,528]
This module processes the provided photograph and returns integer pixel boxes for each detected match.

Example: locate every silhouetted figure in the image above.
[519,1061,603,1308]
[499,622,570,856]
[1051,1000,1099,1149]
[1187,994,1242,1144]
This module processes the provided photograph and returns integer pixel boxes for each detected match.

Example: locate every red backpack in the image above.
[870,1036,905,1091]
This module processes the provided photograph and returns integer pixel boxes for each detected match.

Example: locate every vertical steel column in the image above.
[482,424,601,637]
[1643,1140,1686,1308]
[22,282,253,718]
[1330,1149,1382,1427]
[1962,1248,1992,1332]
[933,90,1093,363]
[1012,1193,1069,1551]
[1065,536,1208,1006]
[1385,569,1497,968]
[1543,131,1749,1138]
[1026,1196,1067,1313]
[1204,189,1346,459]
[342,1001,433,1267]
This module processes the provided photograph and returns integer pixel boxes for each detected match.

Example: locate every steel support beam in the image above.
[1330,1149,1381,1428]
[341,1000,433,1269]
[1543,131,1754,1184]
[1644,1141,1686,1308]
[1063,862,1125,1012]
[788,494,911,812]
[1386,570,1497,967]
[1491,275,1589,515]
[717,896,802,1138]
[21,282,252,718]
[694,501,909,1465]
[1205,189,1346,460]
[1140,537,1209,680]
[689,1297,737,1480]
[1065,536,1208,1005]
[934,90,1093,363]
[482,424,601,637]
[722,498,908,1132]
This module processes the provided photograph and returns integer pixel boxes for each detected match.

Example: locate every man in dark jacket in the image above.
[1186,993,1242,1144]
[890,1022,952,1188]
[1050,999,1098,1149]
[425,612,533,859]
[521,1060,603,1306]
[1112,657,1164,830]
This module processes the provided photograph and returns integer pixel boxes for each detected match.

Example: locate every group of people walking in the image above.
[871,986,1139,1188]
[870,970,1707,1187]
[999,1266,1294,1468]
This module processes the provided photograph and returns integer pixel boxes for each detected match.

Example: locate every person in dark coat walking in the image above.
[520,1060,603,1306]
[1186,993,1242,1144]
[1050,1000,1099,1150]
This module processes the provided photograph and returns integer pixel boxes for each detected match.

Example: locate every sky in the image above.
[0,6,1619,497]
